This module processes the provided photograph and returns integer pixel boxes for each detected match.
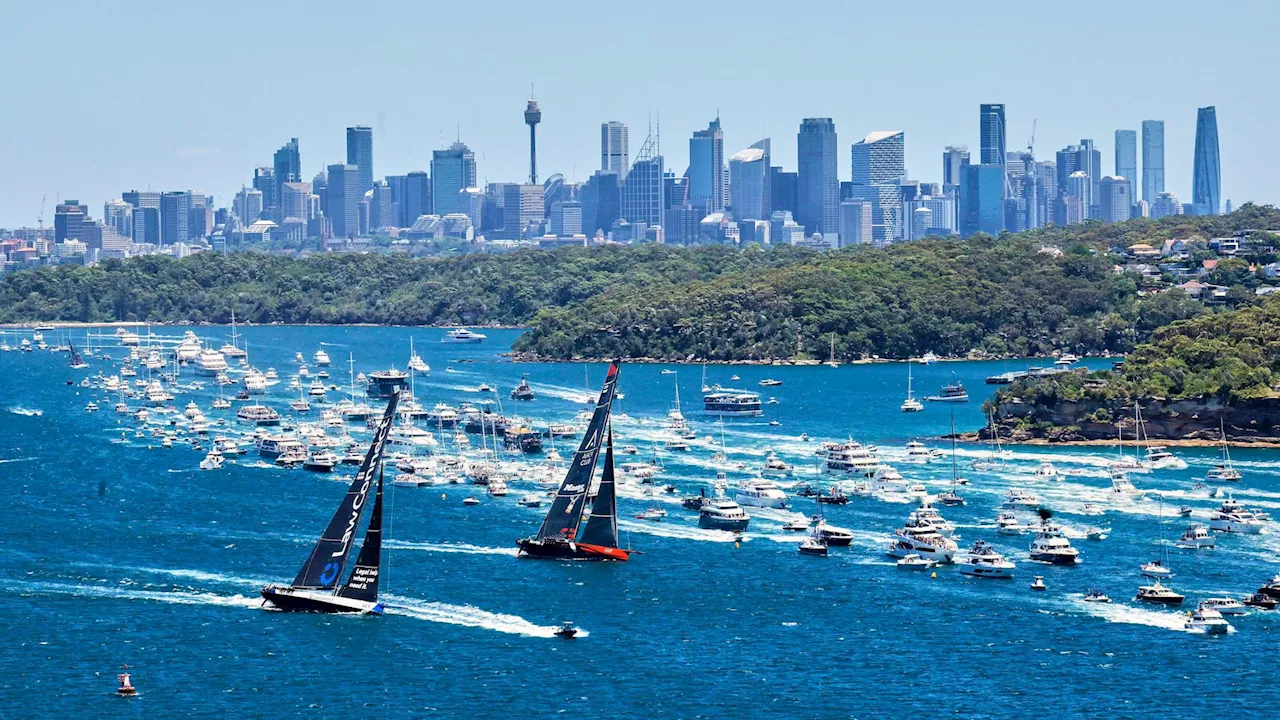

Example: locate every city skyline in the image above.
[0,0,1272,227]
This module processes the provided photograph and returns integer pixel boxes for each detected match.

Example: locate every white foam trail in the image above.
[617,519,738,543]
[385,540,519,556]
[125,566,274,587]
[1066,596,1191,632]
[4,579,263,610]
[0,457,36,465]
[382,596,571,637]
[7,406,42,417]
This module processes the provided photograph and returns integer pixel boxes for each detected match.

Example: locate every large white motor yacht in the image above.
[734,479,790,509]
[886,516,957,564]
[959,541,1016,579]
[195,347,228,376]
[1208,497,1265,534]
[1028,523,1080,565]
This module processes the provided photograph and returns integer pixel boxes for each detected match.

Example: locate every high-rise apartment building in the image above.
[1193,106,1221,215]
[346,126,374,193]
[431,142,476,216]
[1141,120,1165,204]
[797,118,839,236]
[601,121,629,179]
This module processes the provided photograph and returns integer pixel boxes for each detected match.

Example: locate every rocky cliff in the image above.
[986,395,1280,444]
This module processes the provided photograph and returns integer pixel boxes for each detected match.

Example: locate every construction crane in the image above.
[37,193,46,240]
[1026,120,1038,228]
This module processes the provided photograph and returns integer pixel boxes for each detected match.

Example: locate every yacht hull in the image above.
[260,586,382,614]
[516,538,629,561]
[698,516,750,532]
[1029,552,1079,565]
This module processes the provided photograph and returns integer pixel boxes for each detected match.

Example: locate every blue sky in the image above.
[0,0,1271,226]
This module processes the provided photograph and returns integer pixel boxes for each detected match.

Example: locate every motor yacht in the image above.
[798,526,828,557]
[173,331,202,363]
[814,519,853,546]
[313,349,331,366]
[1174,524,1216,549]
[816,485,849,505]
[698,497,751,531]
[735,479,789,509]
[1135,580,1184,605]
[144,381,173,405]
[959,541,1016,579]
[307,379,327,399]
[1028,523,1080,565]
[1200,597,1247,616]
[886,516,957,564]
[1209,497,1266,534]
[443,328,487,343]
[909,504,955,536]
[487,477,509,497]
[1110,470,1143,498]
[783,518,811,532]
[516,494,544,508]
[1244,592,1278,610]
[256,435,306,460]
[760,453,792,476]
[290,397,311,413]
[822,441,881,477]
[194,347,227,377]
[275,445,309,468]
[243,370,268,394]
[199,450,223,470]
[634,506,667,521]
[702,390,763,417]
[904,441,933,463]
[302,450,339,472]
[925,380,968,403]
[425,403,459,428]
[236,404,282,427]
[84,402,99,413]
[1185,605,1231,634]
[1001,488,1040,510]
[1143,445,1187,470]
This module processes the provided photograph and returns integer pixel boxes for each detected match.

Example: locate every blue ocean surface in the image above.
[2,325,1277,718]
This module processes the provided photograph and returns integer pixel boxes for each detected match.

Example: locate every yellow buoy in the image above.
[441,493,447,500]
[930,571,937,579]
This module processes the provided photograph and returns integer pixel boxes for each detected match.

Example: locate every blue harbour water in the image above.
[3,325,1279,717]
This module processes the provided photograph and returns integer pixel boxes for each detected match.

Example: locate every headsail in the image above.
[69,341,85,368]
[292,390,400,590]
[337,465,384,602]
[578,426,618,548]
[535,361,620,541]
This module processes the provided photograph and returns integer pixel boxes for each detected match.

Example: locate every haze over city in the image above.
[0,0,1271,227]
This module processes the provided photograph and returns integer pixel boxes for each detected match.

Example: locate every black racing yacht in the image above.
[517,361,629,561]
[260,390,399,614]
[68,341,88,370]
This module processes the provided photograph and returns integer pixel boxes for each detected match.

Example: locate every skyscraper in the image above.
[770,167,798,217]
[431,142,477,216]
[159,191,191,246]
[942,145,970,188]
[979,104,1006,190]
[401,171,432,226]
[851,131,905,185]
[280,182,313,222]
[1098,176,1131,223]
[346,126,374,193]
[620,133,664,228]
[728,141,770,221]
[601,121,629,179]
[1114,129,1137,209]
[581,171,621,236]
[960,164,1004,237]
[325,164,360,238]
[1193,106,1221,215]
[54,200,87,243]
[524,98,542,185]
[273,137,301,215]
[1141,120,1165,204]
[797,118,839,236]
[689,117,725,213]
[838,200,873,247]
[253,167,276,212]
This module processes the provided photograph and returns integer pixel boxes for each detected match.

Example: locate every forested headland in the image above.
[2,204,1278,363]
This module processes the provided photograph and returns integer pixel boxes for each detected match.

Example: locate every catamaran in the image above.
[260,391,399,614]
[517,361,629,561]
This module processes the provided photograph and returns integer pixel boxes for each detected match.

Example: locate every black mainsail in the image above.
[534,360,619,541]
[290,389,399,590]
[577,426,618,549]
[518,360,628,560]
[68,341,86,368]
[337,463,384,603]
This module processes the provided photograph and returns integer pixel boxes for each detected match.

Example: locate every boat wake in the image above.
[0,457,36,465]
[2,579,263,610]
[381,596,574,637]
[1066,596,1190,632]
[6,406,43,417]
[616,519,738,543]
[385,540,519,556]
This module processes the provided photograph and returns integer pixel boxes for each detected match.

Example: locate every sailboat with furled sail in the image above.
[260,390,400,614]
[517,360,629,561]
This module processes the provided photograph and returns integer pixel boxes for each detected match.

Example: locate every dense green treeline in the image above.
[2,204,1278,362]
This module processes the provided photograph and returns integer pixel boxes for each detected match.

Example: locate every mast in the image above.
[291,390,400,590]
[533,361,621,541]
[950,409,958,491]
[578,425,619,548]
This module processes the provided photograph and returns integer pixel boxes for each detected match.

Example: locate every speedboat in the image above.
[634,506,666,521]
[516,494,543,508]
[462,496,481,506]
[199,451,224,470]
[1185,605,1231,634]
[477,383,495,393]
[1030,575,1047,591]
[783,518,811,532]
[1199,597,1247,616]
[1033,462,1059,480]
[1135,580,1184,605]
[1140,559,1174,579]
[1083,589,1112,603]
[1110,470,1143,498]
[1028,523,1080,565]
[1243,592,1278,610]
[1144,445,1187,470]
[959,541,1016,579]
[896,553,936,570]
[759,378,782,387]
[735,479,789,509]
[554,622,578,639]
[1174,524,1216,549]
[760,454,792,476]
[814,519,853,547]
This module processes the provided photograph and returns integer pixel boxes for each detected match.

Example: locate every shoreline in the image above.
[952,432,1280,450]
